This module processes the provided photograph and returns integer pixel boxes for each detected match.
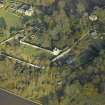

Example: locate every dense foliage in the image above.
[1,0,105,105]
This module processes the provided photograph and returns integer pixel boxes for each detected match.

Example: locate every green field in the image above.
[0,7,21,42]
[0,34,10,42]
[0,8,21,28]
[2,41,54,66]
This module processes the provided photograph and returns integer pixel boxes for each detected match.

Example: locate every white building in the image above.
[25,6,34,16]
[53,48,61,56]
[89,15,98,21]
[17,4,34,16]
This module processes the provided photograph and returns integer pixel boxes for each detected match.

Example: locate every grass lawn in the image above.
[0,8,21,28]
[2,42,54,66]
[0,7,21,42]
[0,34,10,42]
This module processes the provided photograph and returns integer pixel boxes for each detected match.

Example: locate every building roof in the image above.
[89,15,98,21]
[21,4,30,10]
[17,3,33,16]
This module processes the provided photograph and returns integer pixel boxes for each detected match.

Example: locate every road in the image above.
[0,37,14,45]
[0,34,24,45]
[0,53,45,69]
[0,89,41,105]
[20,41,54,55]
[52,31,89,62]
[1,32,88,63]
[1,35,55,55]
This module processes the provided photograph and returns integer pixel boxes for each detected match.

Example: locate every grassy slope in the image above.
[0,7,21,42]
